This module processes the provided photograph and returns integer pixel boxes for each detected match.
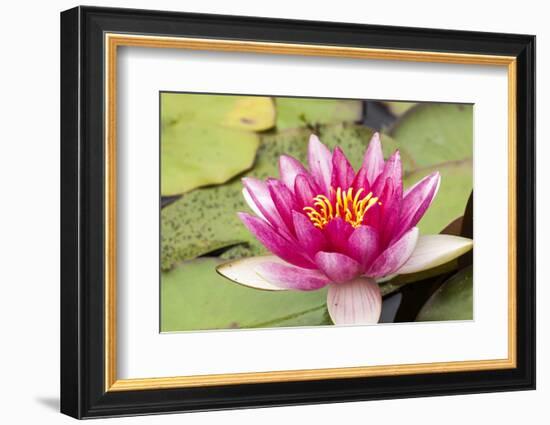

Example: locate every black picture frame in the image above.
[60,5,535,419]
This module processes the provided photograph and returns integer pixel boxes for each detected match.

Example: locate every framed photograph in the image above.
[60,6,535,419]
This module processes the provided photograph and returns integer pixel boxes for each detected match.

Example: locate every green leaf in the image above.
[161,176,253,270]
[162,93,275,131]
[316,124,408,170]
[160,93,277,195]
[391,103,473,168]
[404,160,472,235]
[275,97,362,130]
[162,124,398,269]
[416,265,473,322]
[391,103,473,234]
[161,122,260,196]
[161,258,329,331]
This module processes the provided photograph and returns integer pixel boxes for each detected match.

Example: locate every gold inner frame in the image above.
[104,33,517,392]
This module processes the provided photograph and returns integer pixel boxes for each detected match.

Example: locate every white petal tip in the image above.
[369,132,381,144]
[241,188,267,220]
[216,255,288,291]
[397,234,473,275]
[309,134,321,143]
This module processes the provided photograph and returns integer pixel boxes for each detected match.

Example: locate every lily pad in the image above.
[162,122,260,195]
[391,103,473,168]
[392,103,473,234]
[404,160,472,235]
[416,265,473,322]
[161,124,399,270]
[161,93,275,131]
[318,124,408,170]
[160,93,277,195]
[161,258,329,332]
[275,97,362,130]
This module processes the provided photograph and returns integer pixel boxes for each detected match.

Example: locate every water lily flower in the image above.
[217,133,473,325]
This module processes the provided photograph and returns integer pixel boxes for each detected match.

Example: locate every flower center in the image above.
[303,187,379,229]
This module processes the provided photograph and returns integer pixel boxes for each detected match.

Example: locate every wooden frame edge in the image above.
[108,358,516,391]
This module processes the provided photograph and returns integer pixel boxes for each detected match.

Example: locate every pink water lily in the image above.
[217,133,473,325]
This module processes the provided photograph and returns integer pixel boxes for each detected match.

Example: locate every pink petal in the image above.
[381,189,402,246]
[314,251,362,283]
[347,225,380,269]
[292,211,327,257]
[372,150,403,198]
[363,132,385,185]
[327,278,382,325]
[267,178,299,233]
[330,146,355,189]
[242,177,288,232]
[238,212,314,268]
[323,217,355,254]
[351,165,370,193]
[403,170,439,197]
[369,178,402,245]
[307,134,332,193]
[256,261,330,291]
[367,227,419,277]
[366,177,389,229]
[396,172,440,238]
[294,173,318,209]
[279,154,309,189]
[242,188,267,221]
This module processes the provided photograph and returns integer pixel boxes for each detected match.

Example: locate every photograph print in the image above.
[160,93,474,332]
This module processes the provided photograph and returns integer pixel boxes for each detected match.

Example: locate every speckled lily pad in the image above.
[275,97,363,130]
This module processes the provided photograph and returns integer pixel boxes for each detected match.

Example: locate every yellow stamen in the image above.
[303,186,380,229]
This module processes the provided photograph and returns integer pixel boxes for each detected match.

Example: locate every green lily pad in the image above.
[161,124,399,270]
[416,265,473,322]
[161,258,329,332]
[392,103,473,234]
[404,160,472,235]
[391,103,473,168]
[317,124,408,171]
[160,93,277,195]
[161,93,276,131]
[161,122,260,196]
[275,97,362,130]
